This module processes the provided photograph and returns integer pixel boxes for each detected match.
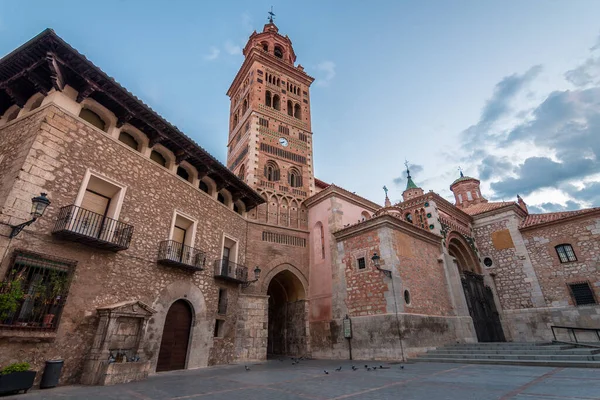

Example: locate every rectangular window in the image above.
[466,191,473,201]
[357,257,366,270]
[256,78,263,83]
[556,244,577,263]
[217,289,227,315]
[259,117,269,127]
[165,212,198,265]
[299,133,308,142]
[568,282,596,306]
[0,251,75,331]
[214,319,225,337]
[278,125,289,135]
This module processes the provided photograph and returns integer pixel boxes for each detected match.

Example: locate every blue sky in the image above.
[2,1,600,211]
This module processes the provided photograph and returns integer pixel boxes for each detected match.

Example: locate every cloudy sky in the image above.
[1,1,600,212]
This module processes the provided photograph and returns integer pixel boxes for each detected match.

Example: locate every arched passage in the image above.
[448,234,505,342]
[156,299,193,371]
[267,269,307,357]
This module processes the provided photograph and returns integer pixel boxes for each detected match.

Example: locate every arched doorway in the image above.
[448,235,505,342]
[267,270,307,357]
[156,300,193,372]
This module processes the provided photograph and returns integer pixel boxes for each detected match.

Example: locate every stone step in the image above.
[445,344,572,351]
[428,348,600,355]
[411,357,600,368]
[418,353,600,361]
[447,342,551,347]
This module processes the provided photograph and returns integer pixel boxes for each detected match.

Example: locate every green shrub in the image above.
[1,362,31,375]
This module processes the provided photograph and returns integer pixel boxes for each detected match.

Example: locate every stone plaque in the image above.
[491,229,514,250]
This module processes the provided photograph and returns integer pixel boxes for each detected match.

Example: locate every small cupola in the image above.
[450,170,487,209]
[402,163,424,201]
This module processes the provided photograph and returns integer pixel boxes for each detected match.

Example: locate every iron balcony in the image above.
[157,240,206,271]
[213,259,248,283]
[52,205,134,251]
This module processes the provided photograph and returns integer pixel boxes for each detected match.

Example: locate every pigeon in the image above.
[400,365,404,369]
[379,365,390,369]
[324,370,329,374]
[373,366,377,370]
[244,365,250,371]
[335,366,342,372]
[364,365,368,368]
[351,366,357,371]
[292,362,296,365]
[367,367,372,371]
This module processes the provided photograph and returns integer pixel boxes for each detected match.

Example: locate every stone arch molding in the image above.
[260,260,308,296]
[145,280,211,372]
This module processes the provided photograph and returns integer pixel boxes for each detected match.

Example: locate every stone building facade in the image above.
[0,22,598,387]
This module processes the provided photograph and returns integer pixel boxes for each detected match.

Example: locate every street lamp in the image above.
[242,266,262,288]
[371,252,391,278]
[9,193,51,238]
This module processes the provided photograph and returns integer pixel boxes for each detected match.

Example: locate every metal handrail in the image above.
[157,240,206,270]
[52,204,134,249]
[551,325,600,343]
[213,259,248,282]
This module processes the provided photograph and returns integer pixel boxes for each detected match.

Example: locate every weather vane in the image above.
[404,159,410,175]
[383,185,389,197]
[268,6,275,23]
[458,166,463,177]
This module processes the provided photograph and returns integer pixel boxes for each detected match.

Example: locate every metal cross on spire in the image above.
[404,159,411,177]
[268,6,276,23]
[458,166,464,177]
[383,185,389,197]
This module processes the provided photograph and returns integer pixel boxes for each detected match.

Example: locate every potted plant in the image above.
[41,272,68,329]
[0,362,36,395]
[0,272,25,324]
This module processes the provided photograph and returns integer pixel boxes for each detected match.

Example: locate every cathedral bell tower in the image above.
[226,18,315,228]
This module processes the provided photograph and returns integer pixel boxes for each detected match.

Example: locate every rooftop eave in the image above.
[303,184,381,211]
[471,203,526,220]
[519,208,600,231]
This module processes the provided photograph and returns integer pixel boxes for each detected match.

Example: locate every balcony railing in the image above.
[214,259,248,283]
[157,240,206,271]
[52,205,134,251]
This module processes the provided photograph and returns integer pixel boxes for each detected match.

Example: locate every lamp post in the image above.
[372,252,405,362]
[9,193,51,238]
[242,266,262,288]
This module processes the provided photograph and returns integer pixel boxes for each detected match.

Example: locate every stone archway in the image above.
[156,300,193,372]
[266,268,307,357]
[447,234,505,342]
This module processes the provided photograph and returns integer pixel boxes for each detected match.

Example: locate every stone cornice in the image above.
[333,213,442,245]
[303,184,381,211]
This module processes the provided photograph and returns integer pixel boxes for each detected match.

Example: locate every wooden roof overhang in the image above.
[0,29,264,210]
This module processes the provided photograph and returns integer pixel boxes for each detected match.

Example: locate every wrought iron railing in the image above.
[52,205,134,251]
[213,259,248,283]
[157,240,205,271]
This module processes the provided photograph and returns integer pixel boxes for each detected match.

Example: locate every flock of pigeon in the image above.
[244,358,405,375]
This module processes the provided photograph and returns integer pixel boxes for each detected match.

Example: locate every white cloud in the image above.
[315,61,336,86]
[204,46,220,61]
[224,41,241,56]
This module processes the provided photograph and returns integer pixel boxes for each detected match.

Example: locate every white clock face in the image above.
[279,137,289,147]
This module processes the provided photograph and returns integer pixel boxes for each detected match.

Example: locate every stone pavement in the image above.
[8,359,600,400]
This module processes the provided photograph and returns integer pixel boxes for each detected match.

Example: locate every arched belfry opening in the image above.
[266,269,307,357]
[448,234,505,343]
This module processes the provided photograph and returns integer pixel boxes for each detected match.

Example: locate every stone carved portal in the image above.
[267,270,307,356]
[81,300,156,386]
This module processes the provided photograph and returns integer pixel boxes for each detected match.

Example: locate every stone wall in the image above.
[521,216,600,307]
[0,105,249,383]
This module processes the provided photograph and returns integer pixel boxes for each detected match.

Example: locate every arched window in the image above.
[276,78,280,87]
[273,95,281,111]
[242,99,248,114]
[233,113,238,127]
[199,180,209,193]
[274,46,283,59]
[405,213,413,223]
[79,108,106,132]
[217,193,225,204]
[287,100,293,116]
[118,131,139,150]
[262,43,268,52]
[265,91,272,107]
[555,244,577,263]
[361,211,370,221]
[238,164,245,180]
[5,107,20,122]
[288,168,302,187]
[294,103,301,119]
[264,160,280,181]
[177,166,190,182]
[29,96,43,111]
[150,150,167,167]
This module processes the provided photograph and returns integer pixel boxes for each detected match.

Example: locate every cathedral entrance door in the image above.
[461,272,505,342]
[266,270,307,357]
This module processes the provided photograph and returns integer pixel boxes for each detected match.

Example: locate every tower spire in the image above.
[405,160,418,190]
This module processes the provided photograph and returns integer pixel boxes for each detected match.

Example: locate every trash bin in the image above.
[40,359,64,389]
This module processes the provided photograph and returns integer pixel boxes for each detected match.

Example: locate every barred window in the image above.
[259,118,269,128]
[568,282,596,306]
[0,251,75,331]
[357,257,366,270]
[555,244,577,263]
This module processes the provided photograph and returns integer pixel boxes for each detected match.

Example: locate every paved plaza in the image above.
[9,360,600,400]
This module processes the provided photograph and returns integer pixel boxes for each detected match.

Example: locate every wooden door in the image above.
[156,300,192,372]
[461,272,505,342]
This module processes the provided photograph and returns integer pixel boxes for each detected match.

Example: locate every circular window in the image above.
[483,257,493,267]
[429,224,435,230]
[424,202,429,207]
[404,290,411,305]
[426,213,432,218]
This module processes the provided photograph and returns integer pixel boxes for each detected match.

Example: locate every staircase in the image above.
[411,342,600,368]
